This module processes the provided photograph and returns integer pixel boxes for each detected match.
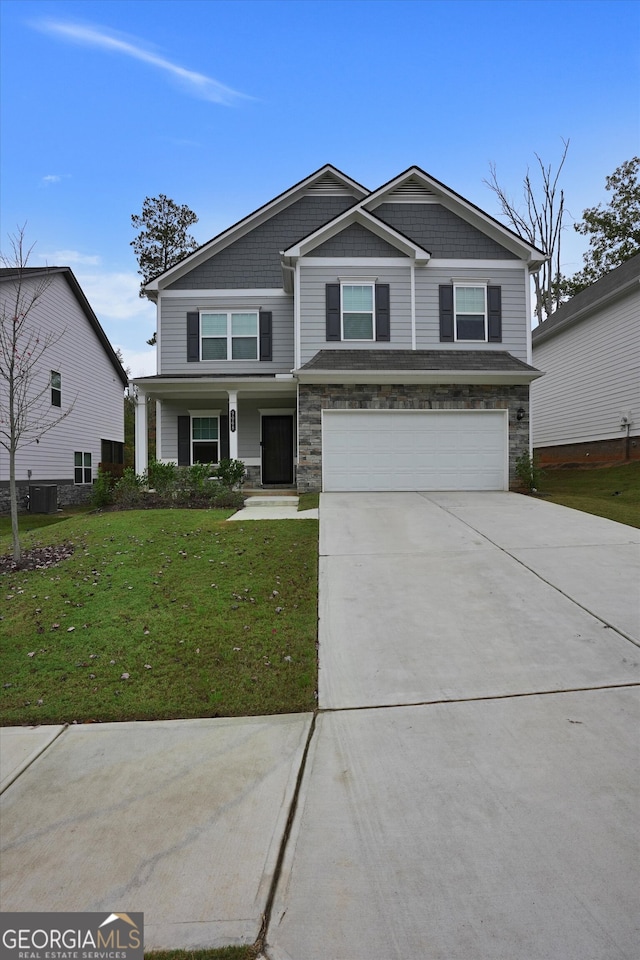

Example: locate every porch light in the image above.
[516,407,526,421]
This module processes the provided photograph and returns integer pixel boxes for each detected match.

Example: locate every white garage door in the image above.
[322,410,508,492]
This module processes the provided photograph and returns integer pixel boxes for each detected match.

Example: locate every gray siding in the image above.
[532,287,640,446]
[159,294,294,375]
[375,203,519,259]
[299,264,413,365]
[415,264,529,361]
[159,397,295,462]
[312,222,407,257]
[168,196,357,289]
[0,273,124,484]
[298,263,529,365]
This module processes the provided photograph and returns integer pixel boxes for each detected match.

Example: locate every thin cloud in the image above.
[41,174,70,186]
[39,250,101,266]
[33,19,252,105]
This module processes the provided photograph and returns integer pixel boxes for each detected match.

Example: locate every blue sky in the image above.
[1,0,638,376]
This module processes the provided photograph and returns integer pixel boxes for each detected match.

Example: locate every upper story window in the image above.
[342,284,375,341]
[51,371,61,407]
[439,283,502,344]
[326,283,390,343]
[201,311,258,360]
[454,285,487,341]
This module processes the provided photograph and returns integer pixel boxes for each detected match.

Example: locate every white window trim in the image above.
[74,451,92,485]
[199,309,259,361]
[453,282,488,343]
[190,410,221,464]
[340,281,375,342]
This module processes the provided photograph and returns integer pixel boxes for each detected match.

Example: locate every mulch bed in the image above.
[0,542,75,574]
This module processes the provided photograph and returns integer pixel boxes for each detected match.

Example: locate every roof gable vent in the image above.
[306,173,357,196]
[385,176,439,203]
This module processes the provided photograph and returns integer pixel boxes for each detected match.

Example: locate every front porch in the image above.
[132,375,298,489]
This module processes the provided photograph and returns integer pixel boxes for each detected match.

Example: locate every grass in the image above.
[0,504,91,537]
[297,492,319,511]
[538,461,640,528]
[0,509,318,726]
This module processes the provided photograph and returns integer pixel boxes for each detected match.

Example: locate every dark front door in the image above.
[262,415,294,484]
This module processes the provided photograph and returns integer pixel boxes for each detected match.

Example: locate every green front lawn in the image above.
[538,461,640,528]
[0,509,318,726]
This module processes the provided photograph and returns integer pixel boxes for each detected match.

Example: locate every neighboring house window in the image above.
[201,311,259,360]
[51,371,61,407]
[439,284,502,343]
[454,285,487,341]
[342,284,375,340]
[192,416,219,464]
[101,440,124,464]
[326,283,390,342]
[74,452,92,484]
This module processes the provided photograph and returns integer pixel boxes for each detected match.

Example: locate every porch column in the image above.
[227,390,238,460]
[134,387,148,475]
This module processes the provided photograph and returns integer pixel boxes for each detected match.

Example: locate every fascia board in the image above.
[283,208,431,261]
[364,165,546,265]
[132,376,297,397]
[145,165,369,293]
[294,369,542,385]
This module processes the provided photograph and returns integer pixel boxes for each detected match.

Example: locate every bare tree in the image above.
[0,229,73,562]
[485,139,569,325]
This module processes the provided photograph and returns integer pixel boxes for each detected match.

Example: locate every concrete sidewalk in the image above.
[1,492,638,959]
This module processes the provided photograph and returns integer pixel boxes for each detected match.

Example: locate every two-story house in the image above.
[133,165,544,492]
[0,266,128,511]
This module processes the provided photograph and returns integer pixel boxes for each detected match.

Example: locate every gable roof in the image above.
[532,252,640,346]
[143,164,368,296]
[282,206,431,262]
[0,267,129,386]
[361,166,546,266]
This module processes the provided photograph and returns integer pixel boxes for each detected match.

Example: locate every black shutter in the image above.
[259,311,272,361]
[487,286,502,342]
[326,283,341,341]
[187,312,200,362]
[375,284,390,342]
[177,416,190,466]
[220,414,230,460]
[439,285,454,342]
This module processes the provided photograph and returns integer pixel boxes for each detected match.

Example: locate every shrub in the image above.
[215,458,246,489]
[113,467,145,507]
[515,451,544,493]
[147,459,177,493]
[91,470,115,508]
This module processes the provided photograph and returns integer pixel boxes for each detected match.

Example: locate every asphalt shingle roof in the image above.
[300,349,539,373]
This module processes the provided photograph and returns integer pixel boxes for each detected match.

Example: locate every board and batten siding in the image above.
[298,263,413,366]
[158,294,294,375]
[0,273,124,483]
[415,264,529,361]
[532,288,640,446]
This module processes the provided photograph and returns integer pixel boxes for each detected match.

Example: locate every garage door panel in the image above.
[322,411,507,492]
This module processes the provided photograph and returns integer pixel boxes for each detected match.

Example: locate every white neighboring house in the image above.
[0,267,128,511]
[532,253,640,466]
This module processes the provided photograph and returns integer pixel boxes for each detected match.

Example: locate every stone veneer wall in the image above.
[0,481,92,515]
[297,383,530,492]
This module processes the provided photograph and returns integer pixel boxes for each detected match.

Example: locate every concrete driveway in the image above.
[1,492,638,959]
[269,492,639,960]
